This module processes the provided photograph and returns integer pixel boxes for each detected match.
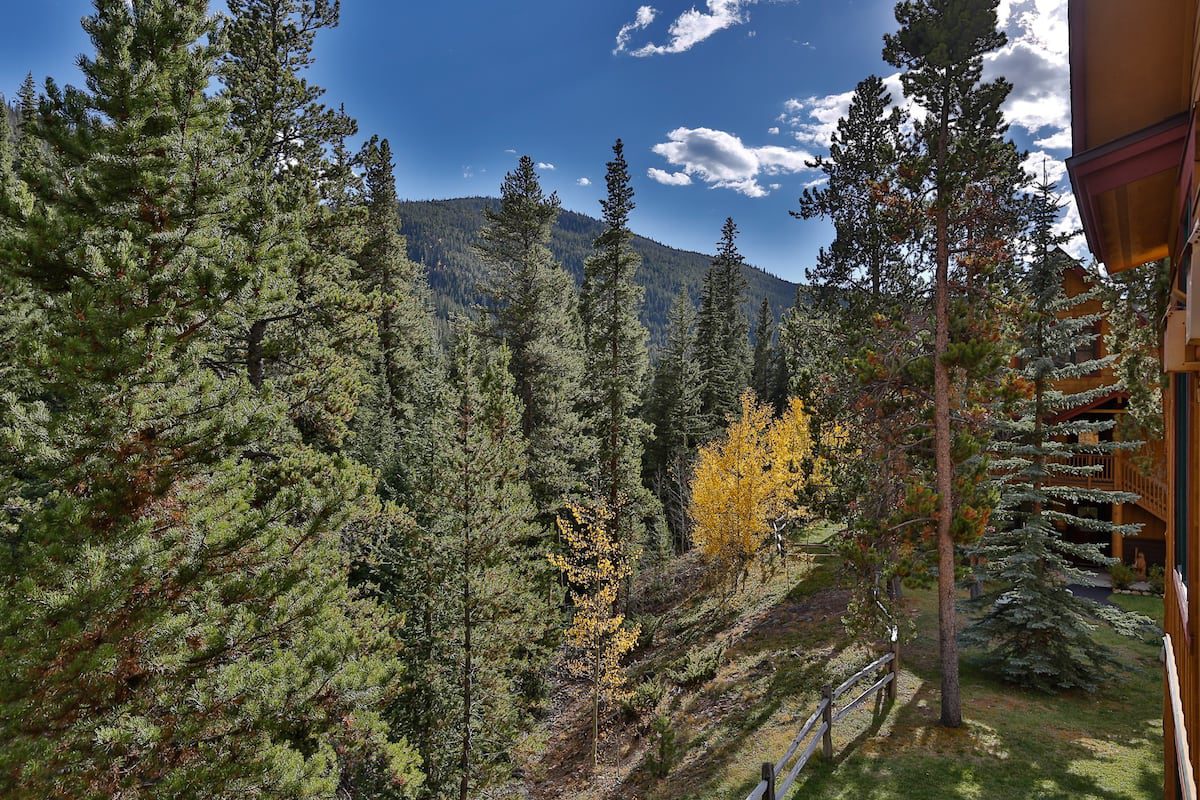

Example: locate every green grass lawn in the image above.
[783,587,1164,800]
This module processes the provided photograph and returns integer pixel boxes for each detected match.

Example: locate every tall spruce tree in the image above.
[645,289,705,550]
[581,139,659,556]
[750,297,776,404]
[696,217,751,434]
[883,0,1025,726]
[0,2,418,796]
[963,179,1137,691]
[342,134,448,800]
[796,75,910,317]
[476,156,592,518]
[432,329,552,800]
[352,135,438,481]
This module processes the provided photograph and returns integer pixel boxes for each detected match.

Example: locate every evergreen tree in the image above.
[580,139,659,557]
[795,75,911,317]
[645,289,704,550]
[220,0,374,447]
[883,0,1025,727]
[353,135,438,481]
[789,76,921,638]
[344,135,447,800]
[696,218,751,434]
[750,297,776,404]
[476,156,592,517]
[0,2,418,796]
[963,179,1136,691]
[431,329,553,799]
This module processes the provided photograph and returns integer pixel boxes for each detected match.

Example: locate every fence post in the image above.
[761,762,776,800]
[821,684,834,760]
[888,637,899,702]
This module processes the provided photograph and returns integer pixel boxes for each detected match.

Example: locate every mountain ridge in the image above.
[398,196,800,349]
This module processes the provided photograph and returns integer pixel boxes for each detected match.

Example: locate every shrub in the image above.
[620,678,664,720]
[645,716,681,778]
[1148,565,1165,595]
[1111,561,1135,590]
[669,645,724,689]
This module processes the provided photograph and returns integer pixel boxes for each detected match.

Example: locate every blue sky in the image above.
[0,1,1071,283]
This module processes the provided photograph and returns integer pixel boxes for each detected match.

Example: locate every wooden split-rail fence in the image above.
[742,639,899,800]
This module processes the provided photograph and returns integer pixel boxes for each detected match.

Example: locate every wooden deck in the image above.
[1052,445,1168,522]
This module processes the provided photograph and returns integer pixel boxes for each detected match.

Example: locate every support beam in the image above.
[1112,503,1125,563]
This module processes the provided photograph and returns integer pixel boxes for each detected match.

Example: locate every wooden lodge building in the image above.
[1049,262,1168,570]
[1066,0,1200,795]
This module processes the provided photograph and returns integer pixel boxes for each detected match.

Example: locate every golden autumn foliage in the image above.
[549,502,640,766]
[690,391,830,582]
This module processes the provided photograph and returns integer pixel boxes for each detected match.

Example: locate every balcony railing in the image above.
[1048,445,1168,520]
[1057,453,1116,489]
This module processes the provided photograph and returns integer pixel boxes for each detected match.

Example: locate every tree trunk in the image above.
[247,319,267,389]
[933,166,962,730]
[592,648,601,768]
[459,529,472,800]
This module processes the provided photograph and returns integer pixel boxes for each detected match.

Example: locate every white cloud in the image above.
[576,177,592,186]
[537,162,556,170]
[628,0,750,57]
[647,168,693,186]
[776,0,1083,254]
[767,126,780,135]
[462,166,474,179]
[614,5,657,54]
[650,126,814,197]
[781,73,907,148]
[1034,129,1071,150]
[1021,150,1067,186]
[504,148,517,154]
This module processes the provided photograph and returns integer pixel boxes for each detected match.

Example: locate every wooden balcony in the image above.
[1052,445,1168,522]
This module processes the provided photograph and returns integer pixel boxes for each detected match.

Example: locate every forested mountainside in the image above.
[398,196,800,348]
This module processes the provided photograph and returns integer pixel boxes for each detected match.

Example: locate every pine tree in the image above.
[645,288,704,550]
[220,0,374,448]
[432,329,553,799]
[550,503,640,768]
[476,156,592,518]
[696,217,751,434]
[344,136,448,800]
[580,139,659,557]
[750,297,776,404]
[353,135,438,480]
[795,75,911,317]
[883,0,1026,727]
[0,2,418,796]
[963,179,1136,691]
[789,75,921,639]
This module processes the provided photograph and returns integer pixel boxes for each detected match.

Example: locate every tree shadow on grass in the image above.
[619,592,858,799]
[786,660,1161,800]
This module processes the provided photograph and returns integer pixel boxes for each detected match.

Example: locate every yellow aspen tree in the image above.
[549,503,641,768]
[690,391,825,585]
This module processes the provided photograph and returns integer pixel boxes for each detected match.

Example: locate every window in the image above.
[1072,320,1102,365]
[1175,373,1190,586]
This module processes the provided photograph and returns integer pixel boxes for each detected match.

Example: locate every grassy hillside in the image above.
[397,197,801,349]
[514,528,1164,800]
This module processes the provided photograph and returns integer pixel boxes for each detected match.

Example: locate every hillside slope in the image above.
[512,529,1162,799]
[398,197,800,349]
